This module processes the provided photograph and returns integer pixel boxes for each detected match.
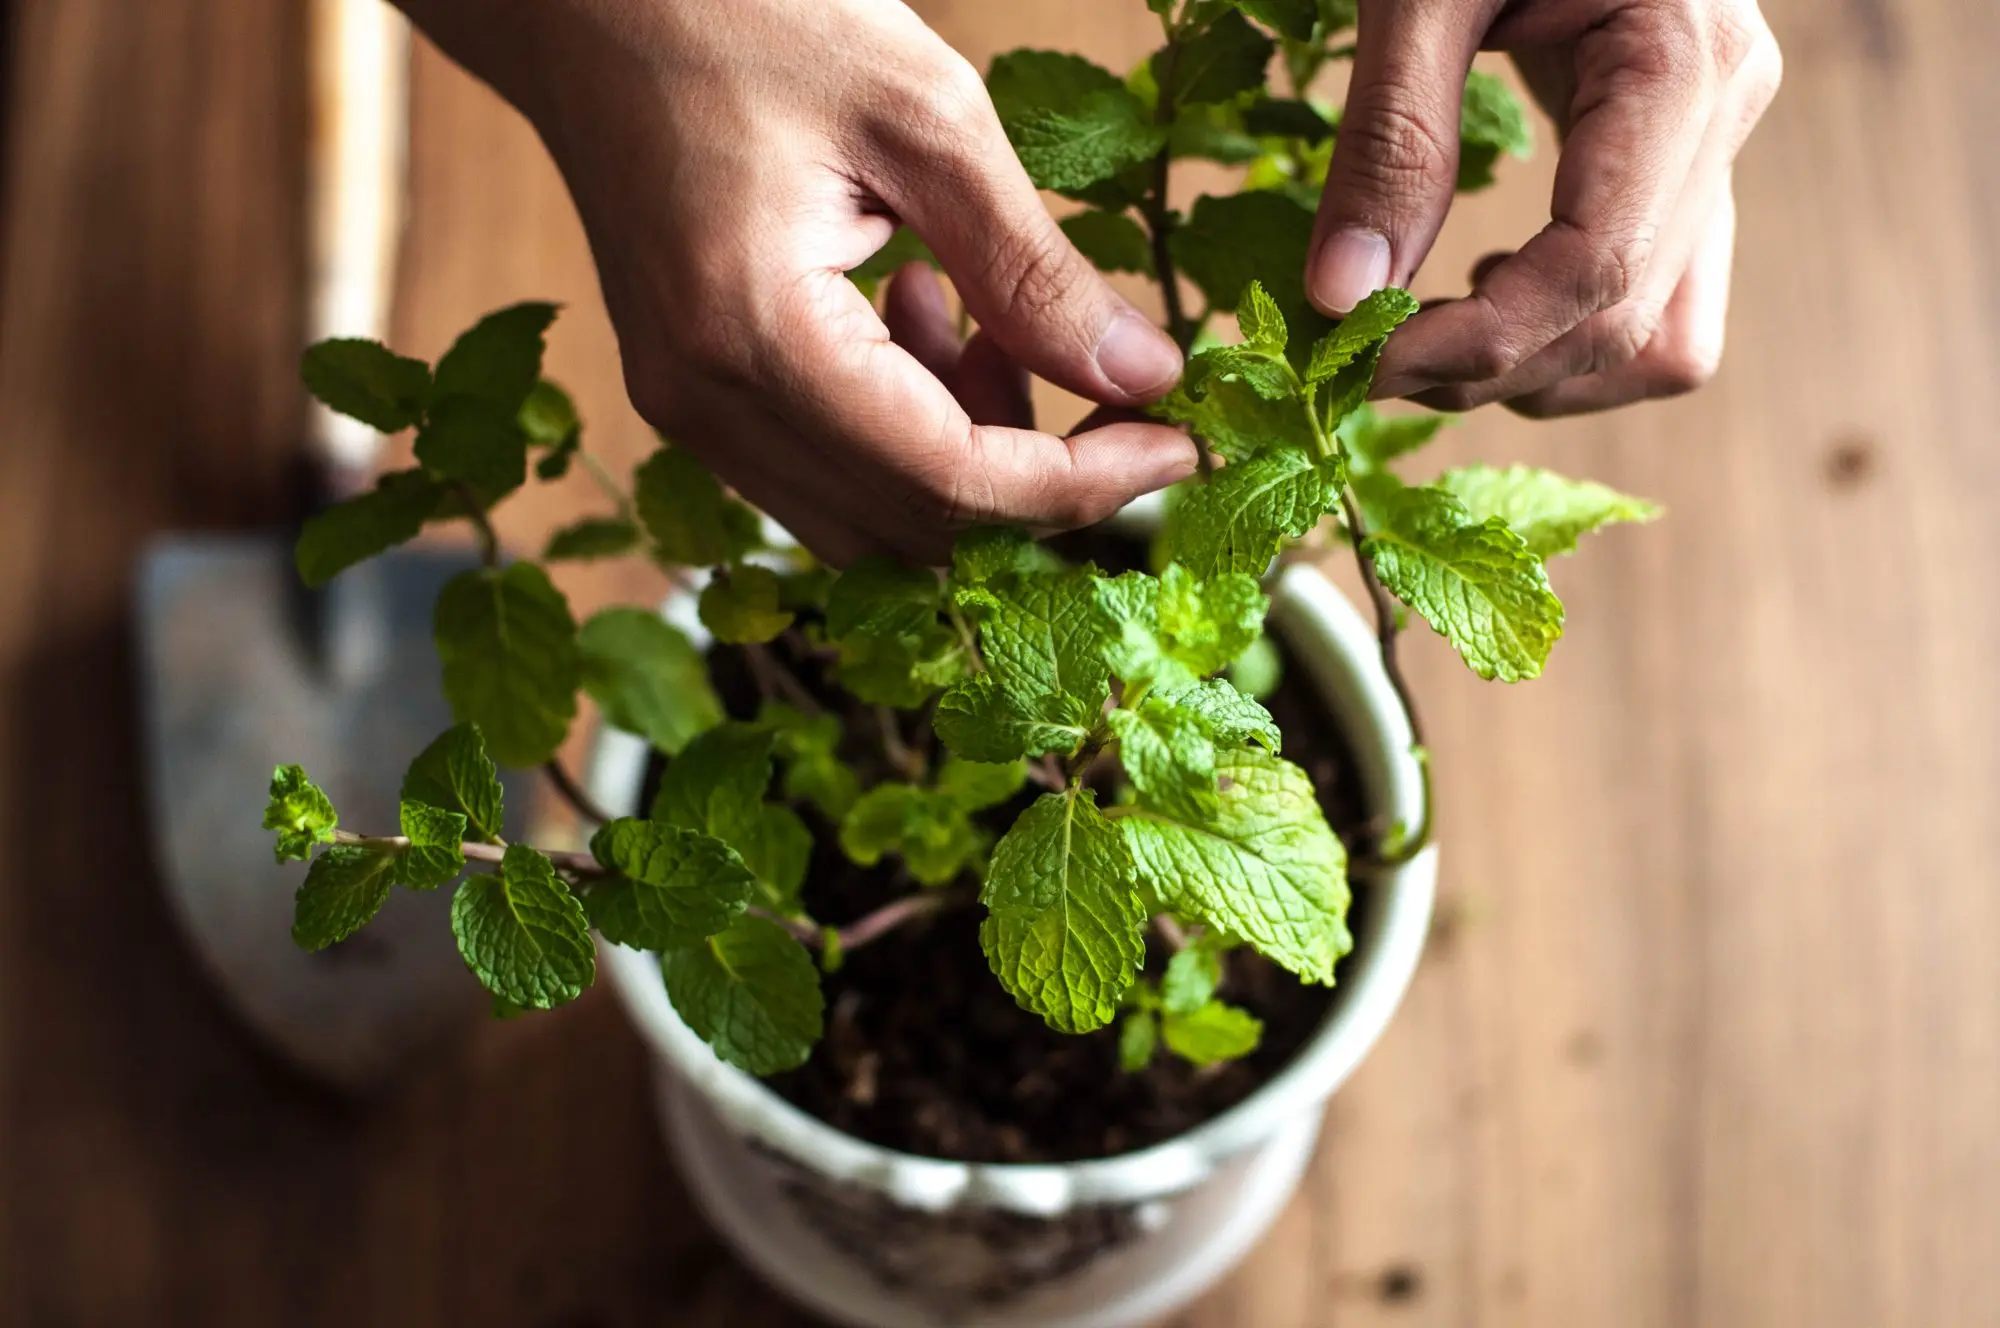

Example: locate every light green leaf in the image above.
[979,789,1145,1032]
[1153,376,1317,463]
[1165,445,1335,579]
[951,525,1057,588]
[1173,677,1281,751]
[1120,747,1350,983]
[1338,403,1449,474]
[839,784,925,867]
[544,517,641,563]
[577,608,721,756]
[1119,1011,1159,1071]
[934,672,1092,763]
[1434,464,1660,558]
[264,764,336,863]
[1304,287,1419,386]
[1156,563,1267,675]
[661,915,824,1074]
[936,757,1028,813]
[450,844,594,1009]
[292,845,398,950]
[763,703,861,822]
[825,556,941,641]
[431,301,557,410]
[834,622,967,708]
[1162,1000,1263,1065]
[1226,634,1282,700]
[634,446,761,567]
[1356,475,1564,681]
[987,49,1123,122]
[1110,696,1218,822]
[1458,69,1533,190]
[1235,280,1288,355]
[401,723,506,842]
[586,817,755,950]
[414,392,527,495]
[300,338,431,433]
[737,803,815,912]
[1060,210,1155,275]
[518,378,579,447]
[1317,0,1358,31]
[1186,342,1295,402]
[699,565,796,645]
[979,568,1112,717]
[394,800,467,890]
[434,563,579,767]
[1161,944,1222,1015]
[293,468,443,587]
[1155,11,1273,108]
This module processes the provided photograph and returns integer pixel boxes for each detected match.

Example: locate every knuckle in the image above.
[1648,332,1723,395]
[874,55,994,158]
[1456,294,1527,380]
[978,223,1088,334]
[1339,83,1456,198]
[1587,300,1664,375]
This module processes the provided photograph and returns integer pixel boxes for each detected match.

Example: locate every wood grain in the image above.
[1,0,1995,1324]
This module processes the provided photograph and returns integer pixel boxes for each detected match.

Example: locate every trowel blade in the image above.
[136,536,527,1094]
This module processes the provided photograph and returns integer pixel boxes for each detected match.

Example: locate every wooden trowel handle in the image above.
[306,0,410,499]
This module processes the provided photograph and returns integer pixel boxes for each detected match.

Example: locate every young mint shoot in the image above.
[261,0,1658,1082]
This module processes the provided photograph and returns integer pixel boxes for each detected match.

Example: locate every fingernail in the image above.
[1139,437,1202,492]
[1311,229,1392,316]
[1094,312,1183,398]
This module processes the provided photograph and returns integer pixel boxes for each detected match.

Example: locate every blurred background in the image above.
[0,0,1995,1323]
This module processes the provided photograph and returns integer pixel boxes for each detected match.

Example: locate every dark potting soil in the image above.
[653,530,1374,1166]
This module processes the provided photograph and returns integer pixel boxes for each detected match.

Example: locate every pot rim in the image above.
[591,560,1437,1217]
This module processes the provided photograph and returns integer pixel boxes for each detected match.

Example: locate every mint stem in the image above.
[453,483,501,567]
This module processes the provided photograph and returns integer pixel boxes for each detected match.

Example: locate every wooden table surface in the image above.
[1,0,1995,1323]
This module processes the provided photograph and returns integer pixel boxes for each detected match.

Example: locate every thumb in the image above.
[1308,2,1481,315]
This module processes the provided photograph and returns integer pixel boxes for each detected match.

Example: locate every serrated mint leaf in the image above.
[825,556,941,641]
[934,673,1092,763]
[586,817,755,950]
[1434,464,1660,558]
[652,722,775,841]
[1459,69,1533,190]
[763,704,860,822]
[839,783,986,887]
[414,392,527,495]
[1165,445,1334,579]
[1109,697,1218,822]
[1305,287,1420,386]
[1119,1010,1159,1071]
[986,49,1124,122]
[1007,94,1169,193]
[431,301,557,410]
[834,622,967,708]
[1157,563,1267,675]
[1155,11,1273,108]
[1356,475,1564,681]
[979,789,1145,1033]
[292,845,398,950]
[937,757,1027,812]
[544,516,640,563]
[450,844,593,1009]
[294,468,444,587]
[1339,403,1448,474]
[739,803,814,911]
[434,563,579,767]
[951,525,1057,588]
[401,723,505,842]
[264,764,336,863]
[301,338,430,433]
[1235,280,1288,355]
[1186,343,1295,402]
[1060,210,1154,275]
[518,377,578,447]
[1174,678,1281,751]
[980,568,1113,716]
[849,226,939,299]
[1161,944,1223,1015]
[699,565,795,645]
[661,915,823,1075]
[1154,377,1316,463]
[634,446,761,567]
[577,608,721,757]
[1120,747,1350,983]
[394,800,467,890]
[1243,97,1335,141]
[1162,1000,1263,1065]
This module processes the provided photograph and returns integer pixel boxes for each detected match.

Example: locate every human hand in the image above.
[1307,0,1781,416]
[401,0,1197,565]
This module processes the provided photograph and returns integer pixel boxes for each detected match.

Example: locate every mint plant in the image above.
[262,0,1655,1083]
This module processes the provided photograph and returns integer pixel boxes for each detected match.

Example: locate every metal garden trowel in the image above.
[137,0,520,1094]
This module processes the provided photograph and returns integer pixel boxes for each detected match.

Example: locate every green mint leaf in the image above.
[834,623,967,708]
[1434,464,1660,558]
[1169,192,1328,352]
[1157,563,1267,675]
[1232,0,1318,40]
[292,845,398,950]
[300,338,431,433]
[838,784,924,867]
[577,608,722,757]
[450,844,594,1009]
[1226,634,1282,699]
[587,817,756,950]
[849,226,938,300]
[1165,445,1335,579]
[1153,377,1316,463]
[394,800,467,890]
[1007,94,1168,193]
[934,672,1093,763]
[1109,696,1219,822]
[1338,403,1448,474]
[1458,69,1533,190]
[414,393,527,495]
[986,49,1125,123]
[1304,287,1420,386]
[1119,1010,1159,1071]
[1060,210,1155,275]
[1317,0,1359,31]
[1120,747,1350,983]
[635,446,761,567]
[294,468,443,587]
[1155,11,1273,108]
[979,789,1145,1033]
[737,804,815,912]
[544,516,642,563]
[401,723,506,842]
[937,757,1028,812]
[518,378,579,447]
[431,301,557,410]
[979,568,1113,717]
[435,563,579,767]
[1356,474,1565,681]
[825,556,941,641]
[951,525,1057,588]
[1235,279,1289,355]
[264,764,337,863]
[839,784,986,887]
[651,721,775,841]
[1161,943,1223,1015]
[1242,97,1335,141]
[1168,101,1264,165]
[699,565,796,645]
[661,915,824,1075]
[1173,677,1281,751]
[763,703,861,822]
[1162,1000,1264,1065]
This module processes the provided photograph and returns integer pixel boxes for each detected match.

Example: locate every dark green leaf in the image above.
[661,915,824,1074]
[294,468,444,587]
[393,800,467,890]
[544,516,642,562]
[699,565,795,645]
[1243,97,1335,141]
[293,846,397,950]
[1165,445,1336,578]
[434,563,579,767]
[1155,11,1273,108]
[825,557,941,641]
[1231,0,1318,40]
[634,446,761,567]
[414,393,528,495]
[431,301,558,410]
[577,608,722,756]
[1060,210,1155,275]
[587,817,755,950]
[301,338,431,432]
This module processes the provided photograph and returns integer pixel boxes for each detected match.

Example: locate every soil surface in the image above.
[655,532,1373,1165]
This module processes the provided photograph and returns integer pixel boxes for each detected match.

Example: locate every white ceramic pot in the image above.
[587,561,1438,1328]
